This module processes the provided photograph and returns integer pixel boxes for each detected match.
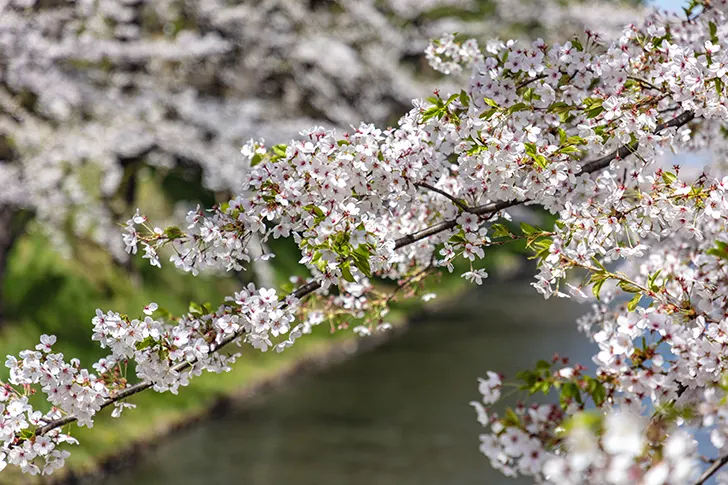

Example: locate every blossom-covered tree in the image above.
[3,0,728,484]
[0,0,645,311]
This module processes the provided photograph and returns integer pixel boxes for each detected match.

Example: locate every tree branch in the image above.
[33,111,697,438]
[415,181,474,213]
[472,110,696,215]
[393,219,458,249]
[34,279,323,437]
[694,453,728,485]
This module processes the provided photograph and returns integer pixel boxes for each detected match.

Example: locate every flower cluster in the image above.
[467,1,728,479]
[4,0,728,481]
[425,33,484,75]
[0,279,308,473]
[0,0,626,278]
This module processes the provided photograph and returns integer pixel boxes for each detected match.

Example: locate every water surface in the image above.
[106,281,595,485]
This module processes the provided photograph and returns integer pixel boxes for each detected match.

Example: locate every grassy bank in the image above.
[0,226,519,483]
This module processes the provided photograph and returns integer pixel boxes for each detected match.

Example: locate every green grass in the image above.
[0,231,364,482]
[0,206,534,483]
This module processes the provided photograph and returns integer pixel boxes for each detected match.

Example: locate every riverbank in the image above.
[98,279,591,485]
[48,325,407,485]
[0,229,527,484]
[43,285,468,485]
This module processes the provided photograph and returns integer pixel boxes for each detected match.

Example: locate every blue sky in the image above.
[651,0,687,11]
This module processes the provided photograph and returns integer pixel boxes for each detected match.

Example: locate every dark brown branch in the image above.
[472,110,696,215]
[35,278,324,436]
[34,111,697,438]
[626,76,664,92]
[393,219,458,249]
[580,110,695,174]
[517,74,548,90]
[415,181,474,213]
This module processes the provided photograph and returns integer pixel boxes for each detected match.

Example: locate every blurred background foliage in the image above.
[0,0,652,480]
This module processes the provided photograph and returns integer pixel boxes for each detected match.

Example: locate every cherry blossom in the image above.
[3,0,728,482]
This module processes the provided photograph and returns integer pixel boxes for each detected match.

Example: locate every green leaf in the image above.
[592,279,606,300]
[583,97,603,108]
[520,222,540,236]
[517,370,538,389]
[506,102,528,114]
[158,347,169,362]
[352,246,372,278]
[563,411,603,433]
[548,102,573,114]
[135,336,156,351]
[720,373,728,392]
[589,271,608,300]
[661,171,677,185]
[163,226,184,239]
[536,359,552,372]
[707,240,728,260]
[340,263,355,283]
[559,111,574,124]
[483,97,499,108]
[421,106,442,122]
[567,135,587,146]
[560,382,582,408]
[503,408,520,426]
[618,280,643,293]
[627,293,642,312]
[585,377,607,406]
[479,108,498,120]
[558,145,581,154]
[304,204,325,218]
[189,301,205,315]
[523,87,535,103]
[250,153,263,167]
[314,256,328,273]
[558,128,568,145]
[586,106,604,119]
[531,238,553,260]
[648,269,662,291]
[272,144,287,157]
[490,223,512,238]
[449,229,468,244]
[535,380,551,395]
[533,155,549,169]
[459,90,470,107]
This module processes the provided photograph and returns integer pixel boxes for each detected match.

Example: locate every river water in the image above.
[106,280,596,485]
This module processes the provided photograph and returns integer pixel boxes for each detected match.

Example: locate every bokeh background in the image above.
[0,0,682,483]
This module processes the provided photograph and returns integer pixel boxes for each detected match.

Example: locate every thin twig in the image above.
[415,181,474,213]
[694,453,728,485]
[627,76,664,92]
[516,74,548,90]
[35,279,324,437]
